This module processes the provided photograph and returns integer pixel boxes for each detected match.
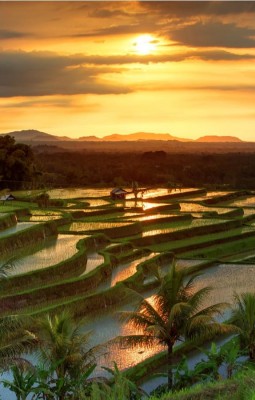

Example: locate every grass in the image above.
[149,369,255,400]
[0,200,37,212]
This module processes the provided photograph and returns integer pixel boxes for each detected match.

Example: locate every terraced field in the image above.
[1,187,255,397]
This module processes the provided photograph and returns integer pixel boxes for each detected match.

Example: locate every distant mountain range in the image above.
[0,129,244,143]
[196,135,242,143]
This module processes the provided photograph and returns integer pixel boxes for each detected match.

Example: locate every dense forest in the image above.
[1,135,255,190]
[35,149,255,190]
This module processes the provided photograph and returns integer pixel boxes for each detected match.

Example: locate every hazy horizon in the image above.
[1,2,255,140]
[0,128,248,143]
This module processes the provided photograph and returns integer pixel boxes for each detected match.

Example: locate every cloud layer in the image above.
[0,51,131,97]
[169,22,255,48]
[1,47,254,98]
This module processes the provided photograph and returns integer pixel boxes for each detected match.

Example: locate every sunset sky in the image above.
[1,1,255,140]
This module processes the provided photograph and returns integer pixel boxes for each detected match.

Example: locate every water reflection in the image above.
[195,263,255,308]
[180,203,232,214]
[5,234,85,276]
[47,188,111,198]
[111,253,157,286]
[0,222,38,238]
[80,252,104,275]
[142,218,228,238]
[85,305,164,377]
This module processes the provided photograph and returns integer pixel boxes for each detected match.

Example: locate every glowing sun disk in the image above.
[134,34,156,55]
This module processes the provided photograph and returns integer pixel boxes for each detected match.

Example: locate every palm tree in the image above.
[0,262,37,370]
[32,310,96,399]
[230,292,255,360]
[120,262,235,389]
[0,315,37,370]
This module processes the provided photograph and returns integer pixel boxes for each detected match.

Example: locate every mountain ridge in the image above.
[0,129,244,143]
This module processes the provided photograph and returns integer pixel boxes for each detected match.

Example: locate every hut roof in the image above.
[110,188,128,195]
[0,194,16,201]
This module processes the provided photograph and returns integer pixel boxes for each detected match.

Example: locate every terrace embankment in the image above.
[0,248,171,315]
[172,229,255,258]
[0,221,58,255]
[45,252,174,318]
[0,213,17,231]
[144,188,206,202]
[214,208,244,219]
[131,218,243,247]
[63,221,143,239]
[202,190,251,205]
[70,207,125,219]
[0,234,109,297]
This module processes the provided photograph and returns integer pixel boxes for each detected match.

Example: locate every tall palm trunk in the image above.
[167,343,173,390]
[56,367,67,400]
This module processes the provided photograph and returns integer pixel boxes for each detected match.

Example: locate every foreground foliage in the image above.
[0,263,37,370]
[120,262,235,389]
[230,292,255,361]
[149,368,255,400]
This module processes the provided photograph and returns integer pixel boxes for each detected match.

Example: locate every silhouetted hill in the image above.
[196,135,243,142]
[1,129,243,144]
[1,129,253,153]
[101,132,192,142]
[1,129,69,142]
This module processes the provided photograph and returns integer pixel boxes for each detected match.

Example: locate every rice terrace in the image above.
[3,1,255,398]
[2,184,255,398]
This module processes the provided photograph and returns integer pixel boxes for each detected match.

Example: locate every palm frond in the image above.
[186,286,212,313]
[119,298,166,333]
[118,334,159,349]
[0,356,34,372]
[0,329,37,359]
[186,319,237,342]
[167,302,191,327]
[192,301,229,319]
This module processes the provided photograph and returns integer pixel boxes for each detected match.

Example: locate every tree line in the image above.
[1,135,255,190]
[35,149,255,190]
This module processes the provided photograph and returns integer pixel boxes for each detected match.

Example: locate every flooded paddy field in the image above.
[3,234,85,276]
[1,186,255,397]
[0,221,39,238]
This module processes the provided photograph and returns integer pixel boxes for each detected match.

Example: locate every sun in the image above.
[134,34,157,55]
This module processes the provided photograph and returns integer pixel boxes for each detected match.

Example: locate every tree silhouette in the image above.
[120,263,235,389]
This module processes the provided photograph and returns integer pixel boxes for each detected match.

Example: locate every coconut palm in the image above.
[0,315,37,370]
[91,362,145,400]
[120,262,235,389]
[0,262,37,370]
[230,292,255,360]
[32,310,96,399]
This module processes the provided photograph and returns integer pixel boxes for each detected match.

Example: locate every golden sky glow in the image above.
[133,34,158,55]
[1,1,255,140]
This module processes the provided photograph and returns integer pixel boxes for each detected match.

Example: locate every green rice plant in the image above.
[66,221,132,231]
